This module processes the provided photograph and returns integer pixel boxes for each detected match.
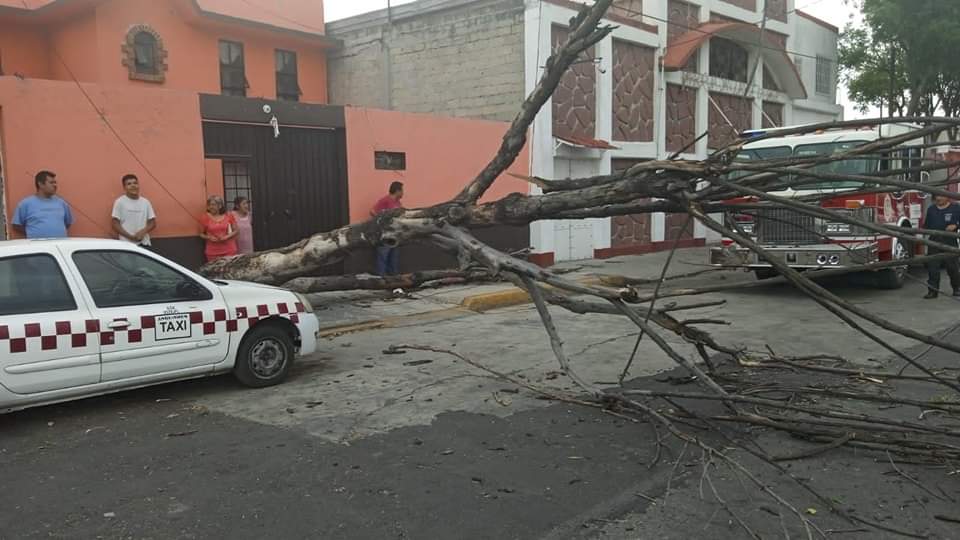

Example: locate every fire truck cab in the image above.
[709,123,939,289]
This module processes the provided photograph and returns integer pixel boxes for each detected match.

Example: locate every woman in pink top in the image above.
[199,195,238,262]
[232,196,254,255]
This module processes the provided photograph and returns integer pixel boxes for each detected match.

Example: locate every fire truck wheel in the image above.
[875,239,910,289]
[754,268,778,280]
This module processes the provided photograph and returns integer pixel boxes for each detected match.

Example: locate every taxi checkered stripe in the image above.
[0,301,307,355]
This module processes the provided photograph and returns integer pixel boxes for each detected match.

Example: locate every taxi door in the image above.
[0,248,100,394]
[60,246,230,382]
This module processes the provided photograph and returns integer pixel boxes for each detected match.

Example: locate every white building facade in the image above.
[327,0,843,265]
[525,0,842,263]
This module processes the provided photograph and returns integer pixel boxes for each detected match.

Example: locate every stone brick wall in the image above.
[762,101,783,128]
[765,0,787,22]
[666,83,697,153]
[668,0,700,71]
[665,211,695,241]
[668,0,699,43]
[326,0,525,122]
[720,0,756,11]
[708,92,752,149]
[610,159,651,248]
[552,24,597,139]
[612,39,655,142]
[610,0,644,19]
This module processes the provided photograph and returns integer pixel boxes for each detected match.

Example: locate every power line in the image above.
[47,48,204,228]
[16,0,203,230]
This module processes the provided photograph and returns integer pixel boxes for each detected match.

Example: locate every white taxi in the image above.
[0,238,320,413]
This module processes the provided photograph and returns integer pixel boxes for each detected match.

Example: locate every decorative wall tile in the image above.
[610,159,652,248]
[552,25,597,140]
[708,92,752,149]
[762,101,783,128]
[666,84,698,153]
[612,39,656,142]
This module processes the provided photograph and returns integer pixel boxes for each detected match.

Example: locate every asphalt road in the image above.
[2,252,959,539]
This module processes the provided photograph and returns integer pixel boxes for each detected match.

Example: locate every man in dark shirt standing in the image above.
[922,194,960,299]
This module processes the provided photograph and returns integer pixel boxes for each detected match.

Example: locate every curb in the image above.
[315,276,607,337]
[459,276,604,312]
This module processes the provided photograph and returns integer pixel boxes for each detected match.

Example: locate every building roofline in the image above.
[326,0,520,34]
[797,10,839,34]
[183,0,341,49]
[543,0,658,34]
[0,0,342,48]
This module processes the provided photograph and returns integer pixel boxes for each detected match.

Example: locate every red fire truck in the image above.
[709,123,951,288]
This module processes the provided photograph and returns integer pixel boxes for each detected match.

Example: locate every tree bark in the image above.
[283,270,494,293]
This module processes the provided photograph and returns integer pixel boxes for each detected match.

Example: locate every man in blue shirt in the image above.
[11,170,73,239]
[922,194,960,299]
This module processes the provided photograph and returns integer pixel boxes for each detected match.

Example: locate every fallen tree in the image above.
[202,0,960,536]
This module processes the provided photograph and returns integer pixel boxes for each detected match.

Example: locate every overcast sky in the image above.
[325,0,868,117]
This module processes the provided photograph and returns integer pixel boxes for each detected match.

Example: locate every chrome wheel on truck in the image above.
[876,238,911,289]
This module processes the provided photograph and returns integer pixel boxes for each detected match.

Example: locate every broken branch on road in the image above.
[197,1,960,536]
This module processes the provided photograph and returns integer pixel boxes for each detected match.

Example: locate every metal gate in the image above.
[201,121,349,252]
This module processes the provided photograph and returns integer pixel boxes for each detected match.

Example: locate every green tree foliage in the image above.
[839,0,960,116]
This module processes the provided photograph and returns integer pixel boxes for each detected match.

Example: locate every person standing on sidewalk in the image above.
[11,170,73,239]
[370,181,404,276]
[232,196,254,255]
[200,195,238,262]
[923,194,960,299]
[111,174,157,249]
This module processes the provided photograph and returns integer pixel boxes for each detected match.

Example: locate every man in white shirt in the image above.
[111,174,157,247]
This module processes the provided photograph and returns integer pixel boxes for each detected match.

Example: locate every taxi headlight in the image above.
[294,292,314,313]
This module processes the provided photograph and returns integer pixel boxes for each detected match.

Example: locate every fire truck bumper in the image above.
[710,243,878,269]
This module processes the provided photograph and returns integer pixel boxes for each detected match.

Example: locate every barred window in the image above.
[223,161,252,209]
[816,55,833,96]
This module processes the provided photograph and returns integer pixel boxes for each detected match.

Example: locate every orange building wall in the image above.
[82,0,327,102]
[0,77,207,239]
[344,107,530,223]
[48,11,100,82]
[1,0,328,103]
[0,23,51,79]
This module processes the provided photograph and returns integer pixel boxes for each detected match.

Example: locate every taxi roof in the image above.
[0,238,136,256]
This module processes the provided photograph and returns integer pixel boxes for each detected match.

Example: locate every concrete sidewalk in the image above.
[310,247,725,336]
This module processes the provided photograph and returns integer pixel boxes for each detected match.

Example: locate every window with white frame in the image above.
[816,55,834,96]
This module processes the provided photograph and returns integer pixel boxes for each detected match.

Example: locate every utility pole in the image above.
[888,44,896,116]
[383,0,394,110]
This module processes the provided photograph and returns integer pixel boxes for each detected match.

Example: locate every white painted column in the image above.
[525,2,556,256]
[593,32,614,252]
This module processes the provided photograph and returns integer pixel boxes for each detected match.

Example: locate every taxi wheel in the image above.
[234,324,295,388]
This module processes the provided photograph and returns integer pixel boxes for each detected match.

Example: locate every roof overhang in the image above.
[556,134,620,150]
[663,22,807,100]
[0,0,341,50]
[0,0,105,24]
[178,0,340,50]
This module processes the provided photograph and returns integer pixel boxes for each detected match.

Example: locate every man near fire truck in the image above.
[922,194,960,299]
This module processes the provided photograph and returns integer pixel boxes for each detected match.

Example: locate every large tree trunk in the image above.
[283,269,495,293]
